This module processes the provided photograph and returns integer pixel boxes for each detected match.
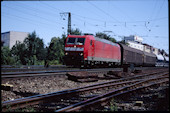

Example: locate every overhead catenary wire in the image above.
[3,4,65,26]
[1,12,61,31]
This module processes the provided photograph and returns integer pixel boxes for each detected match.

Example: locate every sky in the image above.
[1,0,169,54]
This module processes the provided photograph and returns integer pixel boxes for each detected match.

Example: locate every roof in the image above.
[1,31,29,34]
[164,56,169,61]
[119,43,143,54]
[156,54,164,60]
[143,51,156,57]
[94,37,119,47]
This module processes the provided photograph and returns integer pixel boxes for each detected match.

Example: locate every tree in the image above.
[45,33,68,65]
[11,41,28,65]
[117,40,129,46]
[70,28,82,35]
[34,38,46,61]
[23,31,45,65]
[95,32,116,42]
[1,46,15,65]
[47,37,64,64]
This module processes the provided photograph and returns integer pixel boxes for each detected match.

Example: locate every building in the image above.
[1,31,29,49]
[152,47,160,55]
[143,43,153,53]
[125,40,144,51]
[124,35,143,43]
[124,35,144,51]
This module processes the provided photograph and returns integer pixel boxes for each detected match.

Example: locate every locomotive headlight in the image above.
[80,53,83,56]
[65,52,68,55]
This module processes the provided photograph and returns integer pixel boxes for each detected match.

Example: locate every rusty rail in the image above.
[56,74,169,112]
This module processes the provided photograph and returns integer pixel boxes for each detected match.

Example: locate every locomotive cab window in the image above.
[76,38,85,45]
[67,38,85,45]
[67,38,76,44]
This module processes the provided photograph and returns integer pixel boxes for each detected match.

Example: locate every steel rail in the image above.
[2,70,168,111]
[65,80,169,112]
[1,78,141,111]
[1,68,118,78]
[2,68,168,79]
[56,74,169,112]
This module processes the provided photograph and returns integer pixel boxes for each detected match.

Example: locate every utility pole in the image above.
[60,12,71,35]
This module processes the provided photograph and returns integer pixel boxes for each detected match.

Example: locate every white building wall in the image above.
[9,31,29,49]
[124,35,143,43]
[1,32,10,47]
[1,31,29,49]
[153,47,159,55]
[126,40,144,51]
[143,45,152,53]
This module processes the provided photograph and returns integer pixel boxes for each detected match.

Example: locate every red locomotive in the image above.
[63,34,121,67]
[63,34,157,68]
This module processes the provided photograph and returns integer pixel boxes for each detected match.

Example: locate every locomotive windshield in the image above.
[67,38,76,44]
[67,38,85,45]
[76,38,85,45]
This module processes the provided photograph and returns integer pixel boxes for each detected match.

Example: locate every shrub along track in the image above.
[2,68,169,112]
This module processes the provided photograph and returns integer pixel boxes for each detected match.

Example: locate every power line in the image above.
[3,4,65,26]
[146,0,166,36]
[87,1,120,23]
[16,2,60,18]
[2,12,60,30]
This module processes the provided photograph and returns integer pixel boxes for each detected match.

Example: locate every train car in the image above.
[163,56,169,67]
[118,43,157,66]
[63,34,121,67]
[143,51,157,66]
[155,54,165,67]
[118,43,144,66]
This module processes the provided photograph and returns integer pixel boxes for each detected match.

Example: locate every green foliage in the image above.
[11,41,28,65]
[109,99,118,111]
[117,40,129,45]
[70,28,82,35]
[6,31,46,66]
[47,36,65,65]
[24,31,46,65]
[1,46,15,65]
[103,99,118,111]
[95,32,116,43]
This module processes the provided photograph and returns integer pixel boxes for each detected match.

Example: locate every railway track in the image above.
[2,68,169,112]
[1,65,67,72]
[1,67,167,78]
[1,68,115,78]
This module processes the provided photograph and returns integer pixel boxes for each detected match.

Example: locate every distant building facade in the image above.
[152,47,160,55]
[1,31,29,49]
[125,40,144,51]
[124,35,144,51]
[143,43,153,53]
[124,35,143,43]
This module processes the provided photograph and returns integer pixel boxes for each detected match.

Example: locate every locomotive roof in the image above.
[67,35,119,47]
[94,37,119,47]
